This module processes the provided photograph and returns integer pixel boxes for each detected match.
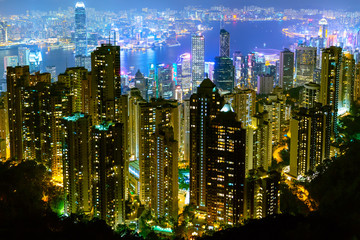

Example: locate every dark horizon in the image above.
[1,0,359,15]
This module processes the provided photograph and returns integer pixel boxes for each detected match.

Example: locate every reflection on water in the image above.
[0,20,297,79]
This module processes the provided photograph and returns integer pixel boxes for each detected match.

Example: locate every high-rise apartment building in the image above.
[62,113,92,216]
[302,82,320,109]
[319,46,342,144]
[138,98,179,205]
[338,53,355,115]
[151,126,178,219]
[91,44,121,125]
[92,122,125,226]
[190,79,224,210]
[206,105,246,226]
[289,105,327,177]
[58,67,89,114]
[7,66,30,161]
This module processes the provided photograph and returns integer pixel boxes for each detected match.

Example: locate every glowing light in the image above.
[75,2,85,8]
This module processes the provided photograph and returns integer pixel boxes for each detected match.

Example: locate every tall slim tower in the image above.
[220,29,230,58]
[320,46,342,147]
[75,2,87,67]
[190,79,224,211]
[92,122,125,226]
[206,104,246,226]
[279,49,294,91]
[91,44,121,125]
[7,66,30,162]
[151,126,178,219]
[62,113,92,216]
[191,34,205,93]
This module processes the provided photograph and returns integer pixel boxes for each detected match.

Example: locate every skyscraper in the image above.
[279,49,294,91]
[49,82,71,183]
[62,113,92,216]
[191,34,205,92]
[295,46,317,86]
[92,122,125,226]
[7,66,30,162]
[319,46,342,145]
[138,98,179,205]
[220,29,230,58]
[206,104,246,226]
[151,126,178,219]
[91,44,121,125]
[58,67,89,114]
[338,53,355,115]
[75,2,87,67]
[214,56,235,93]
[190,79,224,210]
[177,53,192,96]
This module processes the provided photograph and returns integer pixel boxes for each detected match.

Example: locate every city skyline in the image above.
[1,0,360,239]
[1,0,360,15]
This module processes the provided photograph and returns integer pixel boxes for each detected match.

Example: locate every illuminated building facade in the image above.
[62,113,92,216]
[7,66,30,161]
[206,105,246,226]
[295,46,317,86]
[0,92,9,160]
[205,62,215,81]
[246,112,272,173]
[75,2,88,67]
[58,67,89,113]
[49,82,71,183]
[229,88,256,128]
[244,170,280,220]
[151,126,178,219]
[134,69,147,100]
[289,105,326,177]
[320,46,342,144]
[220,29,230,58]
[354,63,360,101]
[29,50,42,74]
[91,44,121,125]
[92,122,125,226]
[138,98,179,205]
[177,53,191,96]
[257,74,273,95]
[338,53,355,114]
[302,83,319,109]
[191,34,205,92]
[22,73,52,163]
[279,49,294,91]
[214,56,235,93]
[190,79,224,211]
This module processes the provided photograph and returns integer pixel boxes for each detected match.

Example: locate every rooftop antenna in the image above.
[108,31,111,45]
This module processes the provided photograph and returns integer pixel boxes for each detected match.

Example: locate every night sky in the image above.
[1,0,359,15]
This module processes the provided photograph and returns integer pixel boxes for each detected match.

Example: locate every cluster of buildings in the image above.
[1,2,360,237]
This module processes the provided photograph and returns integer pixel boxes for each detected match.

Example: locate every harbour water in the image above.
[0,20,298,78]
